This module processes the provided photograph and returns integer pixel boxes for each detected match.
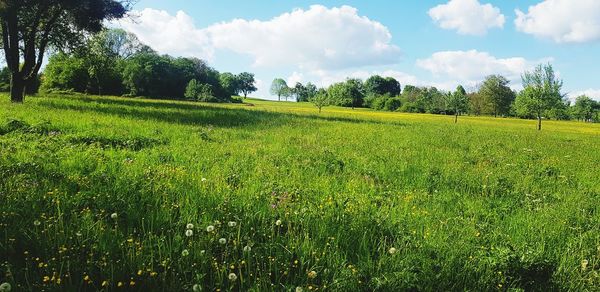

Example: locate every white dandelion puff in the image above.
[33,220,41,226]
[206,225,215,232]
[110,213,118,219]
[219,238,227,245]
[186,223,194,230]
[185,229,193,237]
[0,282,11,292]
[228,221,237,227]
[388,247,397,254]
[243,245,251,252]
[228,273,237,281]
[181,249,189,257]
[275,219,282,226]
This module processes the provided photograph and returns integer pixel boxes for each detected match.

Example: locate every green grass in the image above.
[0,93,599,291]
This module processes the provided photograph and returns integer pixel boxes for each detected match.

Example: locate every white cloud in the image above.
[428,0,505,36]
[568,89,600,102]
[117,5,401,70]
[515,0,600,43]
[286,72,304,86]
[416,50,548,87]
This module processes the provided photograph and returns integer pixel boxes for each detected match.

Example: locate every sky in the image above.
[115,0,600,101]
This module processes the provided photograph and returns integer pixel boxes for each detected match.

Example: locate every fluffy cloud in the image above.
[515,0,600,43]
[428,0,505,35]
[416,50,546,86]
[568,89,600,102]
[117,5,401,70]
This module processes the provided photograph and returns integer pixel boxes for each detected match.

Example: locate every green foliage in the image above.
[572,95,598,122]
[40,53,90,93]
[270,78,288,101]
[399,86,446,114]
[1,93,599,291]
[327,78,365,108]
[364,75,401,96]
[236,72,257,98]
[310,89,330,113]
[447,85,470,122]
[519,63,565,129]
[478,75,516,117]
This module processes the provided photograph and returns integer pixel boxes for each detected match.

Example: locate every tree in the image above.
[185,79,202,100]
[311,89,329,113]
[478,75,515,117]
[365,75,401,97]
[447,85,469,123]
[328,78,364,109]
[0,0,129,102]
[572,95,596,122]
[220,72,239,96]
[292,82,305,102]
[270,78,288,101]
[237,72,257,98]
[519,63,564,130]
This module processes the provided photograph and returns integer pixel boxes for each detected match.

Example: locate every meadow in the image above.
[0,93,599,291]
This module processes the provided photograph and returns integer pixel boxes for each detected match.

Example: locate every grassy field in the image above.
[0,93,599,291]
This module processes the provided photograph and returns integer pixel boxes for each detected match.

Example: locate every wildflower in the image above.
[110,213,118,219]
[219,238,227,245]
[76,232,83,237]
[228,221,237,227]
[201,178,207,182]
[181,249,190,257]
[275,219,282,226]
[243,245,251,252]
[307,271,317,279]
[33,220,41,226]
[206,225,215,232]
[117,282,123,287]
[83,275,90,281]
[193,284,201,292]
[296,287,303,292]
[150,272,157,277]
[185,229,194,237]
[388,247,397,254]
[129,280,135,286]
[581,259,589,270]
[228,273,237,281]
[0,282,11,292]
[101,281,108,287]
[186,223,194,229]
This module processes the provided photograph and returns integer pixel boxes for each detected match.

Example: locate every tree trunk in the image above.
[278,95,281,101]
[537,114,542,131]
[455,113,458,124]
[10,73,25,103]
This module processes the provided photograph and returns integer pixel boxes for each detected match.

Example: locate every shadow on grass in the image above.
[37,95,408,129]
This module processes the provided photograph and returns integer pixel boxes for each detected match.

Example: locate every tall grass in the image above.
[0,93,599,291]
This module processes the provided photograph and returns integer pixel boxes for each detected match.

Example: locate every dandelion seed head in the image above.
[0,282,11,292]
[388,247,397,254]
[33,220,41,226]
[219,238,227,245]
[307,270,317,279]
[275,219,282,226]
[185,229,193,237]
[186,223,194,229]
[228,221,237,227]
[243,245,251,252]
[228,273,237,281]
[181,249,189,257]
[206,225,215,232]
[110,213,118,219]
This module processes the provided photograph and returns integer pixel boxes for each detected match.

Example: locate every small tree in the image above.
[520,63,564,130]
[270,78,288,101]
[447,85,470,123]
[572,95,595,122]
[311,90,329,113]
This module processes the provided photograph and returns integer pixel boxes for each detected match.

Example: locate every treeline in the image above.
[272,65,600,124]
[0,29,257,102]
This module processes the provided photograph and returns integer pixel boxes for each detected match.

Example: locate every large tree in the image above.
[0,0,129,102]
[270,78,288,101]
[237,72,257,98]
[478,75,515,117]
[518,63,564,130]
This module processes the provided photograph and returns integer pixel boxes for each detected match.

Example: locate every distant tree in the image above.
[237,72,257,98]
[40,53,89,93]
[270,78,288,101]
[478,75,515,117]
[447,85,470,123]
[328,78,364,109]
[0,0,129,102]
[468,92,486,116]
[572,95,596,122]
[292,82,305,102]
[311,89,329,113]
[220,72,239,96]
[365,75,401,96]
[518,63,564,130]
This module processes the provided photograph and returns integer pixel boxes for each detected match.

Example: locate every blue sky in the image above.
[119,0,600,100]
